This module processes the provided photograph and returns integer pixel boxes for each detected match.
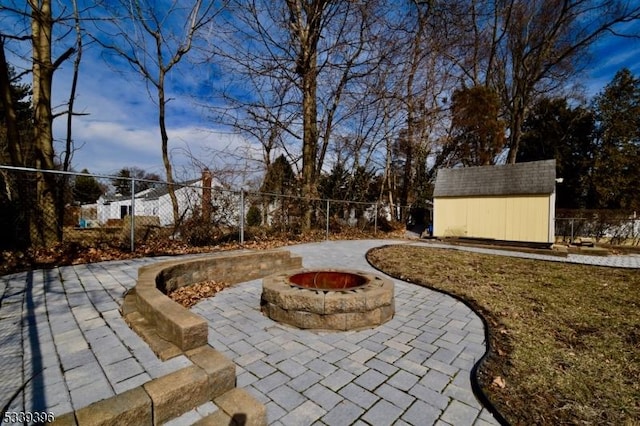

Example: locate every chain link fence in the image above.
[0,165,413,253]
[555,212,640,245]
[4,165,637,256]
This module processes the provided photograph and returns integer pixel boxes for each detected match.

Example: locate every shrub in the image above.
[180,215,218,246]
[246,205,262,227]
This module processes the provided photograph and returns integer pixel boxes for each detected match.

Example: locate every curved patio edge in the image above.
[364,244,510,426]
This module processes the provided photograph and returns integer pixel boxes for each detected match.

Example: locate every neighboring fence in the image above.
[555,215,640,245]
[0,165,418,252]
[3,166,636,252]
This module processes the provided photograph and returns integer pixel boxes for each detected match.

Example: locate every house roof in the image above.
[134,179,200,200]
[433,159,556,197]
[100,175,224,203]
[100,181,196,203]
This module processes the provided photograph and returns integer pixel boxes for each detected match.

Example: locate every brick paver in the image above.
[191,240,498,425]
[1,239,638,424]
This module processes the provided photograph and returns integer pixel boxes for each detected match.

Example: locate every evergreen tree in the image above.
[0,64,33,249]
[74,169,105,204]
[318,163,349,201]
[591,69,640,210]
[518,98,597,209]
[112,168,133,196]
[261,155,296,196]
[318,163,378,203]
[0,64,33,165]
[260,154,296,227]
[448,86,506,167]
[111,167,161,197]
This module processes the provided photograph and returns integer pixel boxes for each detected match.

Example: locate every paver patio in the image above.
[1,239,638,425]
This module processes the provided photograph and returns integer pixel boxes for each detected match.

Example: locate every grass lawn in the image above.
[366,245,640,425]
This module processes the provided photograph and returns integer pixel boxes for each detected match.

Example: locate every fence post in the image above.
[240,189,245,245]
[130,178,136,252]
[570,218,574,243]
[326,199,330,240]
[374,203,377,235]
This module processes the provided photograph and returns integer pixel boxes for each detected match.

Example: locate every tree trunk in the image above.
[301,62,319,231]
[506,96,526,164]
[399,1,427,221]
[381,135,395,220]
[287,0,326,232]
[30,0,60,247]
[158,71,180,227]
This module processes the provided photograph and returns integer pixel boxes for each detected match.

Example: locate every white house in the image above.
[97,170,238,227]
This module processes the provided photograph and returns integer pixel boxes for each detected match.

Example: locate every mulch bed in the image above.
[167,280,229,308]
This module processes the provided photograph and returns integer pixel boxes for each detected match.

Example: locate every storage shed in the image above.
[433,159,556,244]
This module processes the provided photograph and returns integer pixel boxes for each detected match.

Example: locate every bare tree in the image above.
[30,0,65,245]
[92,0,224,226]
[213,72,299,171]
[378,0,457,218]
[49,0,88,240]
[0,0,79,246]
[451,0,640,163]
[206,0,639,225]
[60,0,84,173]
[212,0,386,230]
[283,0,330,229]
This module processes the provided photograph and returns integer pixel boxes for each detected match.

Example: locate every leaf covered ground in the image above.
[367,244,640,425]
[0,227,406,276]
[168,280,229,308]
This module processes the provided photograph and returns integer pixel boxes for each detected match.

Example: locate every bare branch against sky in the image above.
[0,0,637,181]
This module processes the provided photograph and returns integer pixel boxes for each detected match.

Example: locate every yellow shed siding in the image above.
[434,195,552,243]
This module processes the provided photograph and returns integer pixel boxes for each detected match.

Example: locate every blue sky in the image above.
[4,3,640,182]
[583,20,640,96]
[46,0,251,181]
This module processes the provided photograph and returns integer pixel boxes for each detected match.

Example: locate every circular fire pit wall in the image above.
[289,271,368,290]
[261,270,395,331]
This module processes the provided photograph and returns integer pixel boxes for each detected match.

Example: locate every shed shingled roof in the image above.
[433,159,556,197]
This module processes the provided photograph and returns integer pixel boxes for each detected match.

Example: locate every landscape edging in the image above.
[364,244,510,426]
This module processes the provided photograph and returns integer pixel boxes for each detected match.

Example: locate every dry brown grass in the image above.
[367,245,640,426]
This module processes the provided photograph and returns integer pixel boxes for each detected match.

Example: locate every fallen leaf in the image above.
[492,376,506,389]
[168,280,229,308]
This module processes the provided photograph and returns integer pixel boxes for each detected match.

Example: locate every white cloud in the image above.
[582,20,640,96]
[599,47,639,70]
[58,116,258,180]
[47,41,262,180]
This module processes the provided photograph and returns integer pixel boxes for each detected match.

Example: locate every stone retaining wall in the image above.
[54,346,263,426]
[261,270,395,330]
[135,250,303,352]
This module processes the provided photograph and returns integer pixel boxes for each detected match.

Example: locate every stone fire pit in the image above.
[260,270,394,331]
